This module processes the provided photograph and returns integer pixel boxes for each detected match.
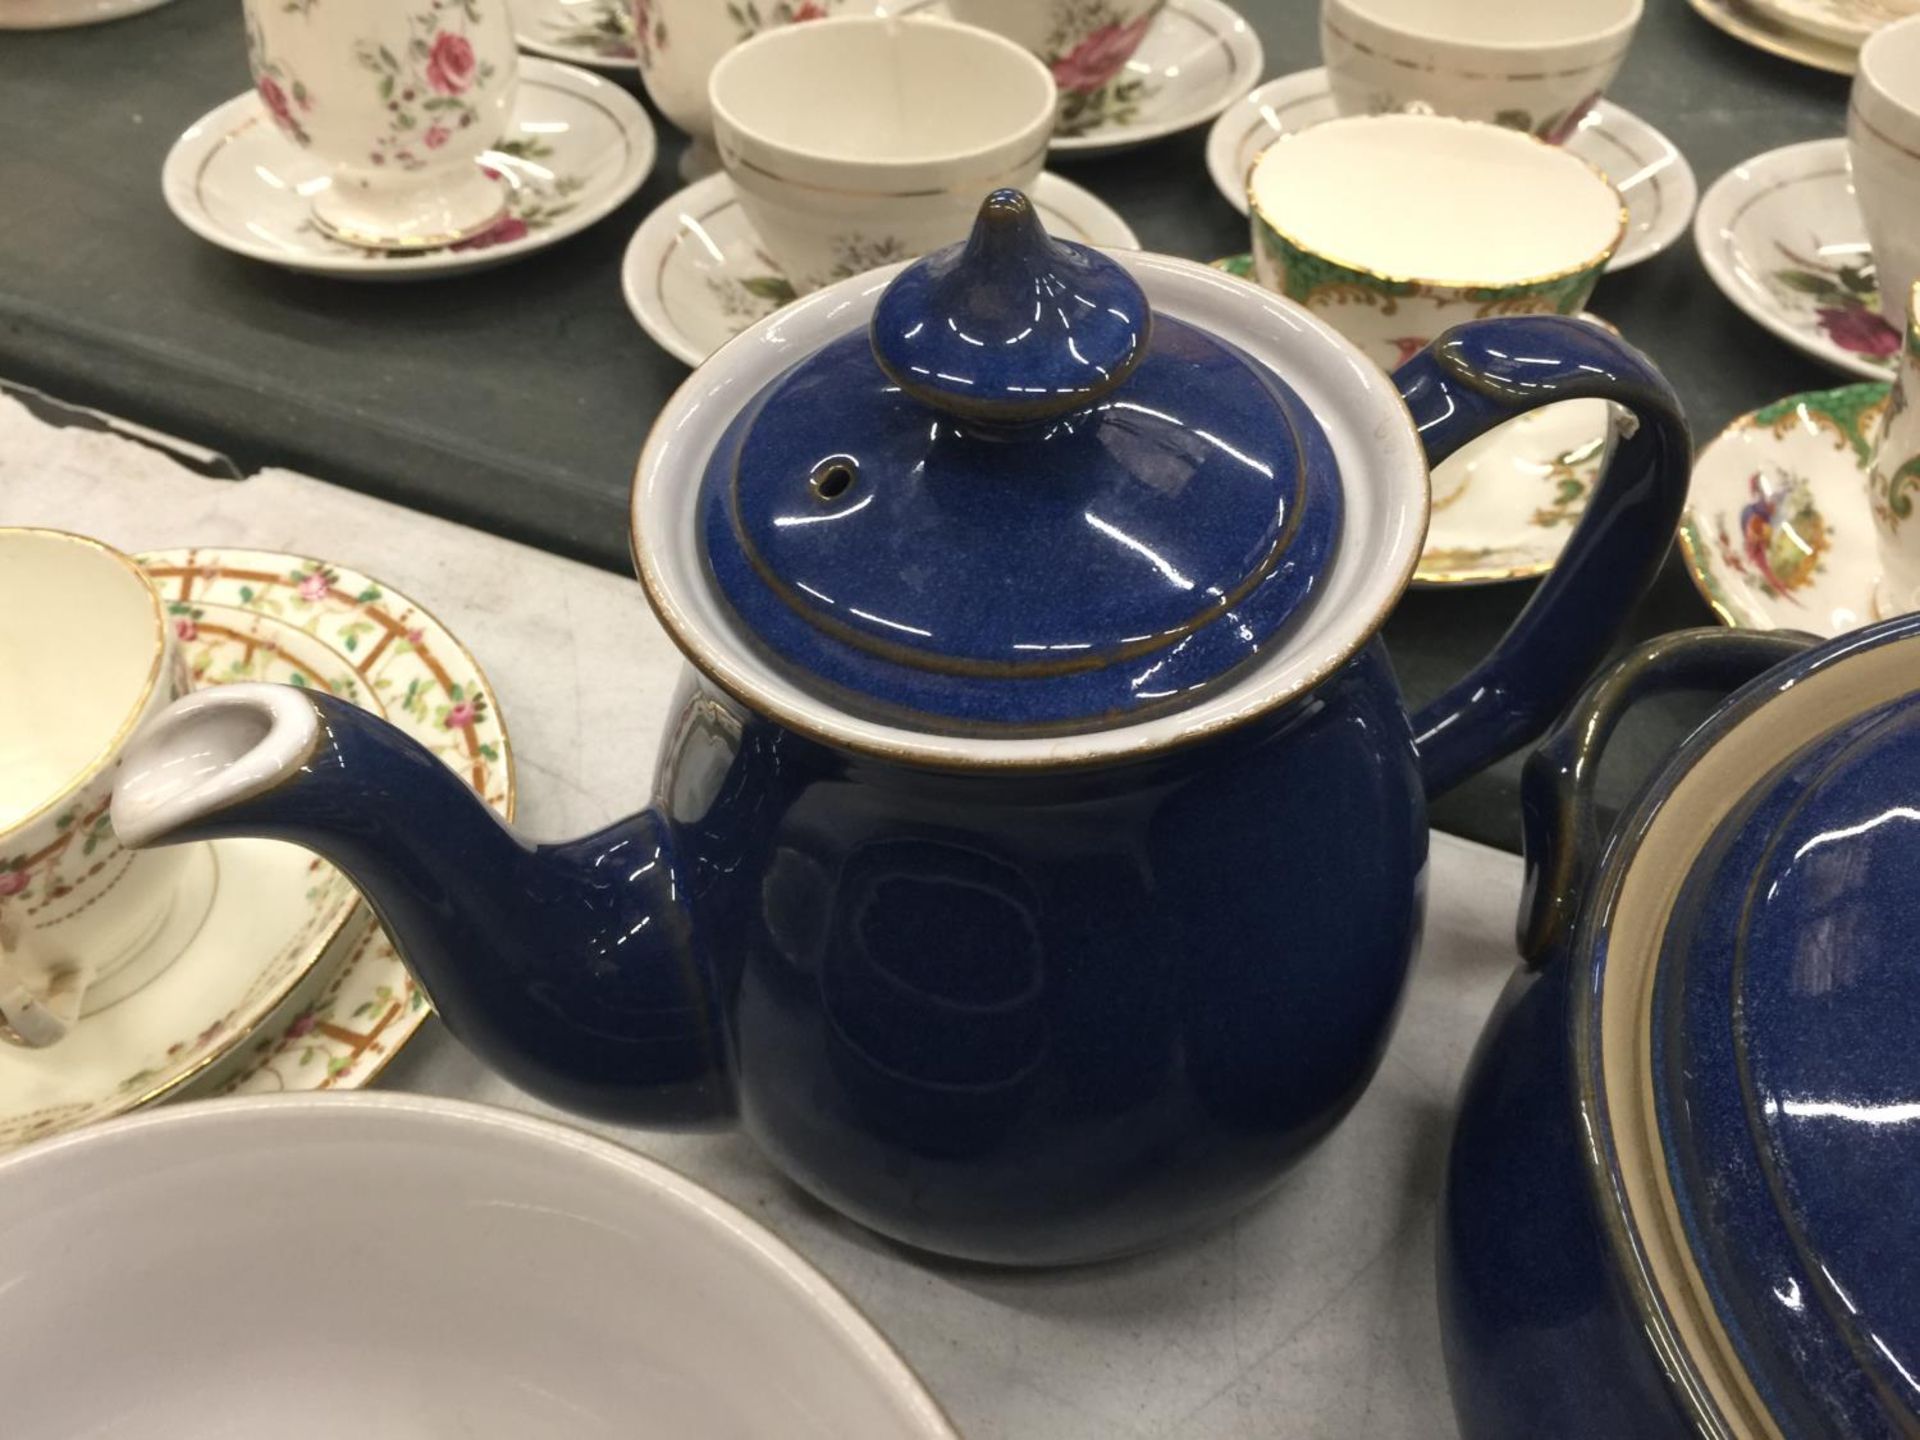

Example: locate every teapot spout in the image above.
[111,684,734,1126]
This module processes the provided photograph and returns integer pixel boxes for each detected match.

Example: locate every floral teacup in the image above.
[0,531,214,1048]
[632,0,842,167]
[244,0,520,250]
[1869,282,1920,618]
[1322,0,1642,145]
[709,15,1055,293]
[1851,16,1920,328]
[947,0,1165,138]
[1249,114,1626,374]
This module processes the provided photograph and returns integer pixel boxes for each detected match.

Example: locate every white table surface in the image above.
[0,392,1523,1439]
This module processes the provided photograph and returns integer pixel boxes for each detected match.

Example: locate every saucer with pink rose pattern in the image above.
[163,58,654,279]
[1695,138,1900,382]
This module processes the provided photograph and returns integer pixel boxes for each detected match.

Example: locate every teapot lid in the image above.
[1653,663,1920,1434]
[695,190,1343,735]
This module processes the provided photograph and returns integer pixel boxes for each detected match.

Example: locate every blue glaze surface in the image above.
[115,308,1699,1265]
[870,188,1148,427]
[1401,319,1692,796]
[151,652,1425,1264]
[707,316,1342,732]
[1657,693,1920,1437]
[1445,615,1920,1437]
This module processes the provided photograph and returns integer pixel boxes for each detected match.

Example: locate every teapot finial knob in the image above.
[870,188,1151,431]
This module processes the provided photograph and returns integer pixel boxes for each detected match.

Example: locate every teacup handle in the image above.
[1514,627,1816,968]
[0,921,84,1049]
[1394,315,1692,797]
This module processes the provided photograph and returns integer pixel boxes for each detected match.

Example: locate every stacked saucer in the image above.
[0,548,512,1154]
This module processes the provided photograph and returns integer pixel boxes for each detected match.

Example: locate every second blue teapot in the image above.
[111,192,1690,1265]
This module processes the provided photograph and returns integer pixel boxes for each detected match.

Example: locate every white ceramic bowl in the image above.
[0,1094,954,1438]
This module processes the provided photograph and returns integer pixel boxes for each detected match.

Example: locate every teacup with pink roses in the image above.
[948,0,1166,138]
[242,0,521,249]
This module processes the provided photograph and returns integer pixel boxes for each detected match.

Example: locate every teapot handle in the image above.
[1515,627,1816,968]
[1395,316,1691,797]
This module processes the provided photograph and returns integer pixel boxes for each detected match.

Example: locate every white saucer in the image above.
[508,0,637,69]
[1746,0,1915,49]
[1685,0,1858,72]
[1048,0,1264,157]
[163,58,655,279]
[1695,138,1900,383]
[1681,383,1889,635]
[0,0,174,27]
[1204,68,1696,274]
[623,171,1143,366]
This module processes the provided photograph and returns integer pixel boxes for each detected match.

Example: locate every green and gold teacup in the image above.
[1249,114,1626,373]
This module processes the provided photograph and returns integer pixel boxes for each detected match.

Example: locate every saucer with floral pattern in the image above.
[1681,383,1888,636]
[163,58,654,279]
[509,0,637,68]
[0,550,513,1154]
[1046,0,1265,157]
[1205,68,1696,274]
[1695,138,1899,381]
[623,170,1141,366]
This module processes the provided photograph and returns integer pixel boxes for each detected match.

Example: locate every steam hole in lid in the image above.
[812,458,857,502]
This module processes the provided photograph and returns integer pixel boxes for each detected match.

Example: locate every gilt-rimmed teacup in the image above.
[0,531,214,1047]
[1850,16,1920,329]
[243,0,519,250]
[708,15,1056,294]
[633,0,849,168]
[1249,114,1627,377]
[1869,281,1920,618]
[947,0,1165,134]
[1322,0,1642,144]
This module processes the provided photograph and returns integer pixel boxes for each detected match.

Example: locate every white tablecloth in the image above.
[0,392,1524,1438]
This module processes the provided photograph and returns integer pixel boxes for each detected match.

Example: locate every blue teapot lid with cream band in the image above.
[1651,669,1920,1437]
[696,189,1343,734]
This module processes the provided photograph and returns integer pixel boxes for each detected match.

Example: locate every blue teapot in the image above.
[1442,615,1920,1438]
[112,192,1690,1265]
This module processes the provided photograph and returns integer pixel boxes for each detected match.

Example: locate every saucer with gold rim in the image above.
[623,170,1141,366]
[1210,254,1615,588]
[163,58,655,280]
[1695,138,1899,383]
[1685,0,1858,72]
[509,0,637,68]
[0,549,513,1151]
[1680,383,1888,637]
[1748,0,1919,48]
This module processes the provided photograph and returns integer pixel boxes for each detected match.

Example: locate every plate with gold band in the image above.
[0,549,513,1153]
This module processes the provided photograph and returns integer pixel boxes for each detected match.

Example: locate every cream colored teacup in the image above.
[243,0,519,249]
[708,14,1056,294]
[0,531,215,1047]
[1249,114,1626,375]
[633,0,852,160]
[1322,0,1642,144]
[947,0,1164,137]
[1850,16,1920,329]
[1869,282,1920,618]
